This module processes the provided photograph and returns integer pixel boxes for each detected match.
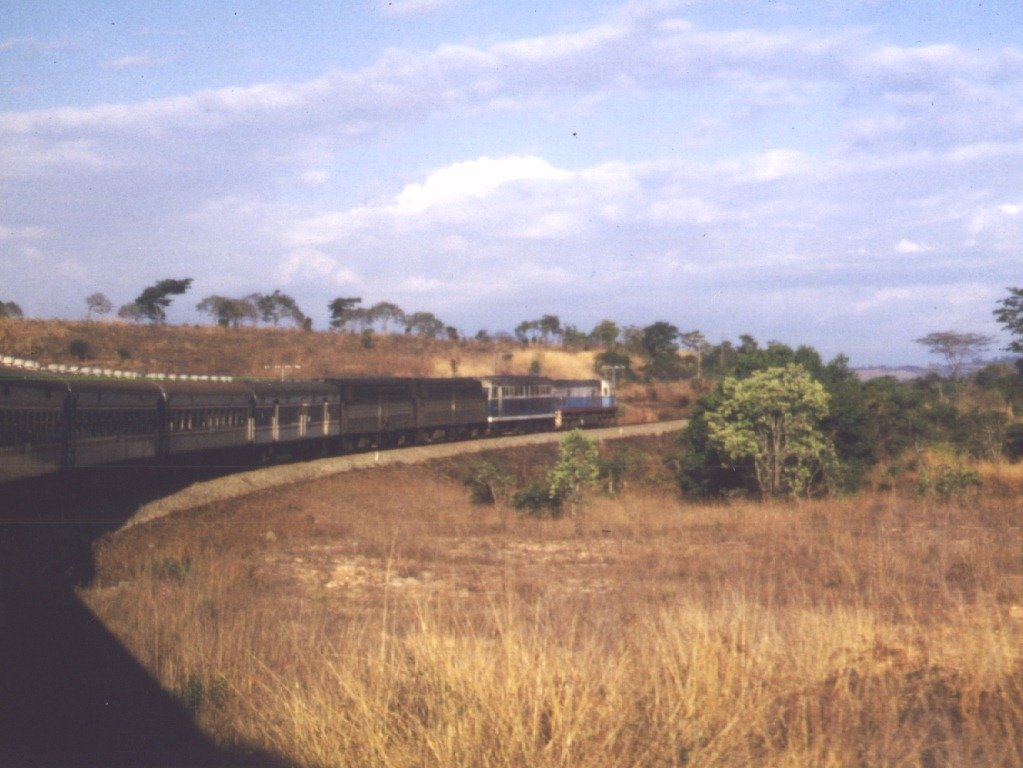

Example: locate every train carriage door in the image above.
[247,394,256,442]
[272,399,280,442]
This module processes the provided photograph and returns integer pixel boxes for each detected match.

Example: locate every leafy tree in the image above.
[680,330,709,380]
[538,314,562,343]
[641,321,683,380]
[133,278,193,324]
[595,349,632,383]
[590,319,620,350]
[197,295,259,327]
[328,296,362,332]
[404,311,445,338]
[561,324,590,349]
[85,292,113,320]
[464,459,515,505]
[117,302,145,322]
[915,330,995,379]
[994,287,1023,354]
[678,386,758,499]
[253,290,307,327]
[0,301,23,318]
[547,429,600,514]
[366,301,405,333]
[704,364,836,498]
[514,319,538,345]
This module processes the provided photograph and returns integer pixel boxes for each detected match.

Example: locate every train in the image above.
[0,366,616,484]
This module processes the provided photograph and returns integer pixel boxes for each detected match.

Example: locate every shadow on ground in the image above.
[0,460,294,768]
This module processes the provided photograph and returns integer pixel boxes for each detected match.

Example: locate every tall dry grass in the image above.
[82,465,1023,767]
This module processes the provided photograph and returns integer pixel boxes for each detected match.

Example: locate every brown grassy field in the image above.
[81,440,1023,767]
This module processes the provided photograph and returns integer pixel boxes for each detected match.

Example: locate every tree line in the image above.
[676,288,1023,501]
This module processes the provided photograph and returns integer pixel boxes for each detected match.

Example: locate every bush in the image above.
[512,482,559,518]
[915,463,982,501]
[68,339,92,360]
[464,459,515,505]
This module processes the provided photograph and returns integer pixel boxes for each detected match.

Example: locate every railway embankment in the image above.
[123,420,687,531]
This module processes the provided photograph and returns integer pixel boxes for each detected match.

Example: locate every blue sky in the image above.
[2,0,1022,366]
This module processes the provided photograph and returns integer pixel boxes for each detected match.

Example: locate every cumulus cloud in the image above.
[1,1,1021,361]
[394,156,572,214]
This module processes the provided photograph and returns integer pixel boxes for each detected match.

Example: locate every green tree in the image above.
[590,319,620,350]
[253,290,307,327]
[404,311,445,338]
[705,364,836,498]
[328,296,362,332]
[538,314,562,344]
[641,321,682,380]
[679,330,709,381]
[197,295,259,327]
[994,287,1023,354]
[133,278,193,324]
[547,429,600,514]
[366,301,405,333]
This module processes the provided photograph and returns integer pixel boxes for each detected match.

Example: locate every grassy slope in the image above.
[81,440,1023,768]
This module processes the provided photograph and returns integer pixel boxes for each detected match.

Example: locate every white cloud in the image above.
[105,55,174,70]
[894,239,926,253]
[378,0,463,17]
[394,156,572,215]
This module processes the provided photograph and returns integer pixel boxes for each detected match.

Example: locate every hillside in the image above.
[0,318,695,422]
[0,318,598,380]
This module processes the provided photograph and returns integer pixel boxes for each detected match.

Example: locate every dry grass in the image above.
[79,452,1023,767]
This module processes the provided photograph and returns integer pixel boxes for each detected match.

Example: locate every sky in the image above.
[2,0,1022,367]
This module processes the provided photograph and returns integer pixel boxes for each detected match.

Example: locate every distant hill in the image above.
[855,357,1017,382]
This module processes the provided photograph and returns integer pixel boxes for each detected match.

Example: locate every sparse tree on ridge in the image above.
[538,314,562,343]
[133,278,193,324]
[197,295,259,327]
[590,319,620,350]
[680,330,710,381]
[252,290,307,328]
[994,287,1023,354]
[85,292,113,320]
[367,301,405,333]
[915,330,995,380]
[0,301,24,319]
[117,303,145,323]
[328,297,363,332]
[641,321,682,380]
[404,311,445,339]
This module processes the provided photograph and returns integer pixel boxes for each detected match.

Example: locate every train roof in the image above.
[477,375,552,385]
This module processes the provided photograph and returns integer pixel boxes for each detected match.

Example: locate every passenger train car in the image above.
[0,366,616,484]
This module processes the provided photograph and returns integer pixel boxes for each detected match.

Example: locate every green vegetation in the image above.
[705,364,835,498]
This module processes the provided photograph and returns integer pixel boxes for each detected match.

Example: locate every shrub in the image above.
[67,339,92,360]
[512,482,559,517]
[464,459,515,505]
